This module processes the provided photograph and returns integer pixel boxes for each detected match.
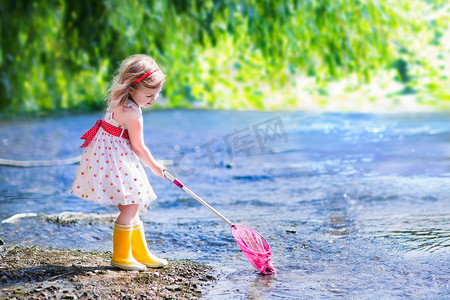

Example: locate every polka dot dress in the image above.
[71,100,157,213]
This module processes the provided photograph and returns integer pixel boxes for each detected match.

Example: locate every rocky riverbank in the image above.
[0,246,214,299]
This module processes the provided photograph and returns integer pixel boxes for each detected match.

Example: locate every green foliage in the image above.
[0,0,449,114]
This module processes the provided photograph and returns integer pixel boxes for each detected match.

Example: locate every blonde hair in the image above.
[106,54,166,110]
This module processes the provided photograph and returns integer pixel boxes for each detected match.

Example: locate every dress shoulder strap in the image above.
[104,109,121,127]
[124,100,141,114]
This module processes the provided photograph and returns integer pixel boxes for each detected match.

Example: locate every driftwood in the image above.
[0,156,82,167]
[2,212,117,225]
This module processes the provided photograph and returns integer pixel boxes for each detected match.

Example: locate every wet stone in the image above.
[166,284,181,291]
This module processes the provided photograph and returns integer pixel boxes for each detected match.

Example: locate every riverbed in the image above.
[1,110,449,299]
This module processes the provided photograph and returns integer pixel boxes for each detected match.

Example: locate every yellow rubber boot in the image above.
[111,222,147,271]
[131,221,168,268]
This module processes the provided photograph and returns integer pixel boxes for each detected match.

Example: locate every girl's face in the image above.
[129,86,162,108]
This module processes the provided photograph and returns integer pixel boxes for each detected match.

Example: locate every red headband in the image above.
[131,68,160,86]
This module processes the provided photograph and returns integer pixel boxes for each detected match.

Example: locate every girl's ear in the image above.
[129,86,136,96]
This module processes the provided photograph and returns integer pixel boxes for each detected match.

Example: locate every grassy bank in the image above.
[1,1,449,114]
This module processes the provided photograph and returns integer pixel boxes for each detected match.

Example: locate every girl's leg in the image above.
[111,204,146,271]
[130,208,168,268]
[133,214,141,226]
[116,204,140,225]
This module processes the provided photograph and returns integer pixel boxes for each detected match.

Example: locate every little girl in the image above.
[71,54,167,271]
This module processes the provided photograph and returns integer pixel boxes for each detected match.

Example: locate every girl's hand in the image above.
[152,163,167,179]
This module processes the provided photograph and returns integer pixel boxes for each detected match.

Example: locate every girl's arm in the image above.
[119,109,166,178]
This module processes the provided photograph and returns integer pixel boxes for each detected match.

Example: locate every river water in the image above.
[0,110,449,299]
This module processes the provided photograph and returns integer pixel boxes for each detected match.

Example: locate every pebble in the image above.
[167,277,175,284]
[166,284,181,291]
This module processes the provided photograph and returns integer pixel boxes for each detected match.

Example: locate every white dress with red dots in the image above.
[71,100,157,213]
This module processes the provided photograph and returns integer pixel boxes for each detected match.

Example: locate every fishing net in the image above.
[231,225,276,275]
[165,171,276,275]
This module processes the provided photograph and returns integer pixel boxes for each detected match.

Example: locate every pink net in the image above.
[231,225,276,275]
